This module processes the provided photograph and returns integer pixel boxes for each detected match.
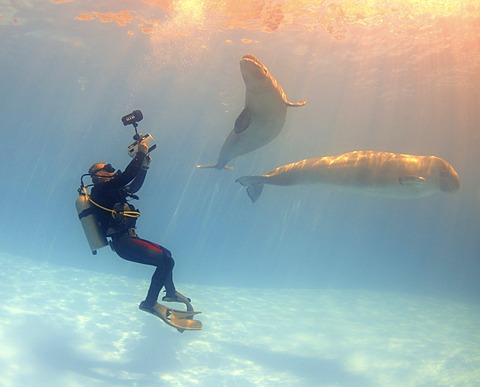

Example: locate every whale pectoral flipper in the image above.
[399,176,426,186]
[234,107,251,134]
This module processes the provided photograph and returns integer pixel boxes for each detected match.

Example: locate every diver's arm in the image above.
[101,152,145,189]
[102,141,147,189]
[122,152,146,182]
[127,169,147,193]
[127,154,151,193]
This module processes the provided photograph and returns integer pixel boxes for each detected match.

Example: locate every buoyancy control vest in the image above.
[76,178,141,254]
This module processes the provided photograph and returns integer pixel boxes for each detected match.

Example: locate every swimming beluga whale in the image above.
[196,54,307,170]
[236,151,460,203]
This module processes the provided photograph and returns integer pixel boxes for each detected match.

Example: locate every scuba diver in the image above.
[87,139,191,314]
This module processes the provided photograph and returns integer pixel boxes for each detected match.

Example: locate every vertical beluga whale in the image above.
[236,151,461,203]
[197,54,307,170]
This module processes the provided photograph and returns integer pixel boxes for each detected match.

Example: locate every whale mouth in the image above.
[241,54,261,67]
[440,169,461,192]
[240,54,269,83]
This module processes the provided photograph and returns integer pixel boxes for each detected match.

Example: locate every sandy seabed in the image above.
[1,253,478,387]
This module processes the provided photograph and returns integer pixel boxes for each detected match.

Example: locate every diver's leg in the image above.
[163,266,176,297]
[112,234,174,307]
[135,240,184,301]
[144,255,174,306]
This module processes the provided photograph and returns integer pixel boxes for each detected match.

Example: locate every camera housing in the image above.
[127,133,156,157]
[121,109,156,157]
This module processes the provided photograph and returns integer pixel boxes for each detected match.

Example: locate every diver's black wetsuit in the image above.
[90,151,176,307]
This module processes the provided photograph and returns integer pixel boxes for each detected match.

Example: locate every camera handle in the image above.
[132,123,140,141]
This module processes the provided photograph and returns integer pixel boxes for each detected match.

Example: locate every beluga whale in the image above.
[236,151,460,203]
[196,54,307,170]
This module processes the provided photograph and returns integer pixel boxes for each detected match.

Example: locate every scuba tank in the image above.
[76,183,108,255]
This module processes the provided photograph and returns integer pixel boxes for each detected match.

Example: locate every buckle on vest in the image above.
[127,228,138,238]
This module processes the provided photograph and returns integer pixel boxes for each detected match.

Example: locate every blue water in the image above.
[1,1,480,385]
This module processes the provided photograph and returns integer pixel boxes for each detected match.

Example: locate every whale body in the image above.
[236,151,461,202]
[197,54,306,170]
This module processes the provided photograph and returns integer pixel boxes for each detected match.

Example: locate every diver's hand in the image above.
[142,154,152,170]
[137,139,148,155]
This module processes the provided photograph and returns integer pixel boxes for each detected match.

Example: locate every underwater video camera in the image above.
[122,110,157,157]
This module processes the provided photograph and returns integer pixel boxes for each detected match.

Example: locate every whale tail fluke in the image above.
[236,175,265,203]
[196,163,234,171]
[246,184,264,203]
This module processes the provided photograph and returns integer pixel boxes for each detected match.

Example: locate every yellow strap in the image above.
[81,186,141,218]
